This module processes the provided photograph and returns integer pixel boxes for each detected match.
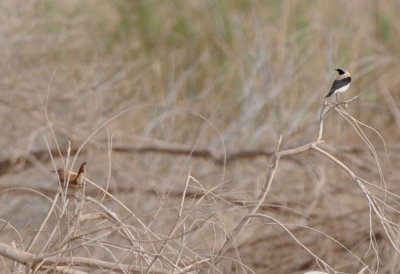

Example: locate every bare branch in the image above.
[0,242,166,273]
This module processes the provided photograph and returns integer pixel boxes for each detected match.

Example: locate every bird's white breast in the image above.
[335,83,350,93]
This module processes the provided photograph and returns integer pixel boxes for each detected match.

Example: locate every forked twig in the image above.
[210,135,283,265]
[195,96,393,272]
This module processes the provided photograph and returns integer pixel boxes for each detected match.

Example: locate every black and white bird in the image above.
[325,68,352,100]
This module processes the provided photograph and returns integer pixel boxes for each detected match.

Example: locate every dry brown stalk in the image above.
[0,243,166,274]
[381,86,400,134]
[210,135,284,266]
[195,96,389,272]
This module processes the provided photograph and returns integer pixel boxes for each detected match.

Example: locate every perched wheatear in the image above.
[325,68,352,100]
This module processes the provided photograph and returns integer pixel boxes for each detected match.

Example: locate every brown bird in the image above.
[56,162,87,190]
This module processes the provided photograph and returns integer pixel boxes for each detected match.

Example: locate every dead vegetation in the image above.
[1,1,400,273]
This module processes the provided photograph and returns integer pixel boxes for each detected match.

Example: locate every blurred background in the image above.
[1,0,400,273]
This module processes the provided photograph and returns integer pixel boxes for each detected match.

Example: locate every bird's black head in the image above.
[334,68,346,75]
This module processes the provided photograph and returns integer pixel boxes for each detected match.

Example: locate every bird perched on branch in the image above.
[325,68,352,100]
[56,162,87,190]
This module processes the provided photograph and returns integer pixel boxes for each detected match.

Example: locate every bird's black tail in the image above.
[77,162,87,178]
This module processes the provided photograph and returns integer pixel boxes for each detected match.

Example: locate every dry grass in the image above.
[1,0,400,273]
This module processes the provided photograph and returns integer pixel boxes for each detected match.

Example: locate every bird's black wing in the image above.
[325,77,352,98]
